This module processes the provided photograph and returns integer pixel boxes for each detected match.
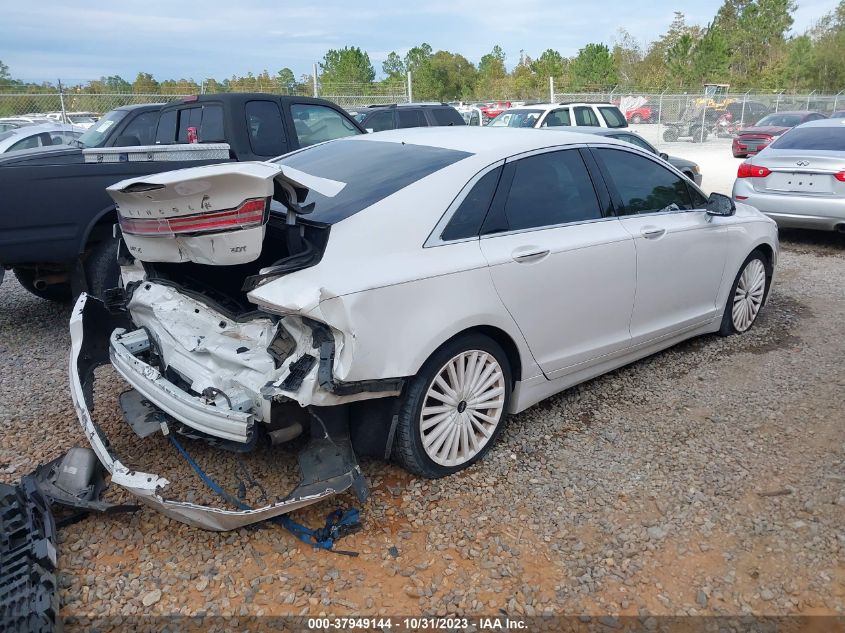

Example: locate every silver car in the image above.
[732,119,845,232]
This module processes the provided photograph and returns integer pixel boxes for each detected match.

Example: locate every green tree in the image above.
[612,30,643,86]
[132,72,160,94]
[0,60,12,84]
[319,46,375,86]
[531,49,567,83]
[476,45,507,98]
[404,44,433,74]
[277,68,296,92]
[382,52,405,80]
[570,43,618,88]
[414,50,477,100]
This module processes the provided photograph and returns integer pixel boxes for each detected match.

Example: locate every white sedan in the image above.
[70,128,778,529]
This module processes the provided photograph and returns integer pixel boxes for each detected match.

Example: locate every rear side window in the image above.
[397,108,427,128]
[157,105,224,144]
[245,100,286,156]
[430,107,465,126]
[574,107,600,126]
[595,148,693,214]
[501,150,602,231]
[599,107,627,128]
[274,139,472,223]
[441,167,502,241]
[771,126,845,150]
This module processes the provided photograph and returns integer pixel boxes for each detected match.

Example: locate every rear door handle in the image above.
[511,248,550,263]
[641,226,666,239]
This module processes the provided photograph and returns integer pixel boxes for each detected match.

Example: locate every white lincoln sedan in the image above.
[70,128,778,529]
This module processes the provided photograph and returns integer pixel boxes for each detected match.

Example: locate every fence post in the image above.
[57,79,67,123]
[657,88,666,147]
[775,91,782,112]
[549,77,554,104]
[312,63,319,98]
[740,91,749,126]
[700,97,707,143]
[407,71,413,103]
[835,90,844,111]
[806,89,816,110]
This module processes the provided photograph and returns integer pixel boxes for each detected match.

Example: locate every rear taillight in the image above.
[737,163,771,178]
[119,197,267,236]
[835,171,845,182]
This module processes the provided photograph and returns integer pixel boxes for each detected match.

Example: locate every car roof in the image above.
[792,118,845,129]
[116,103,165,112]
[346,126,628,160]
[0,123,77,136]
[764,110,823,116]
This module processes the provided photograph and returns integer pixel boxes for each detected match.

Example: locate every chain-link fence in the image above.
[0,79,410,121]
[552,86,845,148]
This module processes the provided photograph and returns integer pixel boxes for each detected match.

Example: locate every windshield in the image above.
[272,139,472,223]
[488,109,543,128]
[76,109,128,148]
[754,113,802,128]
[770,126,845,150]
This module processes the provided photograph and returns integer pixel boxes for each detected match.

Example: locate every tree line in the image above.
[1,0,843,103]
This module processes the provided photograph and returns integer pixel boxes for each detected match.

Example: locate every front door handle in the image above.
[511,248,550,263]
[641,226,666,239]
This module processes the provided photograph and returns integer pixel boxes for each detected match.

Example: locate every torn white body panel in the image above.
[69,293,367,531]
[116,281,400,443]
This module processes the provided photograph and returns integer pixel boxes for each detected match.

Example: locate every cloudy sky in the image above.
[0,0,836,83]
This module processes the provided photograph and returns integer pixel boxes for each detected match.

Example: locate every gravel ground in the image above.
[1,228,843,624]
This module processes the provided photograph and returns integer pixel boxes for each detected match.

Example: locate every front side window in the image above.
[488,109,543,128]
[599,107,627,128]
[614,133,655,154]
[595,148,693,214]
[430,107,465,126]
[154,109,178,144]
[245,100,285,156]
[291,104,360,147]
[755,113,801,128]
[501,150,602,231]
[441,167,502,241]
[364,110,395,132]
[7,134,46,152]
[574,106,600,126]
[541,109,571,127]
[118,111,160,146]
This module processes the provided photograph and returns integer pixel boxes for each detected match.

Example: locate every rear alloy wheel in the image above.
[394,334,511,478]
[719,252,768,336]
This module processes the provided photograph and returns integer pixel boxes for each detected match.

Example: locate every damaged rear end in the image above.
[69,160,398,530]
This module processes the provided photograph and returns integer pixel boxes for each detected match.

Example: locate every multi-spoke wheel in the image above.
[719,251,770,336]
[394,334,512,478]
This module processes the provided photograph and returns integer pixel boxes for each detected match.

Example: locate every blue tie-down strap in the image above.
[169,435,361,554]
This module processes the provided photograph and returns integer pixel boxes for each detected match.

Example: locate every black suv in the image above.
[352,103,466,132]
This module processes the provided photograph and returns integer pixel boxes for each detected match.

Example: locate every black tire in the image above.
[663,128,679,142]
[12,267,72,302]
[718,250,771,337]
[83,238,120,299]
[393,333,512,478]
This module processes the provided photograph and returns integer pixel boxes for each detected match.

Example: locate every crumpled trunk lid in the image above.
[108,162,344,266]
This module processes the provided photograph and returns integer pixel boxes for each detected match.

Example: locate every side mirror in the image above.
[706,192,736,216]
[659,152,669,160]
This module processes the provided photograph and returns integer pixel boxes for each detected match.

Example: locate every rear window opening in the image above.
[140,215,329,317]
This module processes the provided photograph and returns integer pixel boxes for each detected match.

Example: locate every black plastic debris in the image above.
[0,478,61,633]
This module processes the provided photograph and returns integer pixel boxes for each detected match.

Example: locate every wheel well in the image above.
[82,209,117,252]
[752,243,774,274]
[443,325,523,383]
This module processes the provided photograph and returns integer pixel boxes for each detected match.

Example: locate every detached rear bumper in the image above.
[69,293,367,531]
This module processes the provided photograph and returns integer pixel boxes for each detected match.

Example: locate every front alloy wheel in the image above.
[420,350,506,467]
[732,258,767,332]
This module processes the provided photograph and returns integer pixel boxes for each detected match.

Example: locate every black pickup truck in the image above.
[0,93,364,300]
